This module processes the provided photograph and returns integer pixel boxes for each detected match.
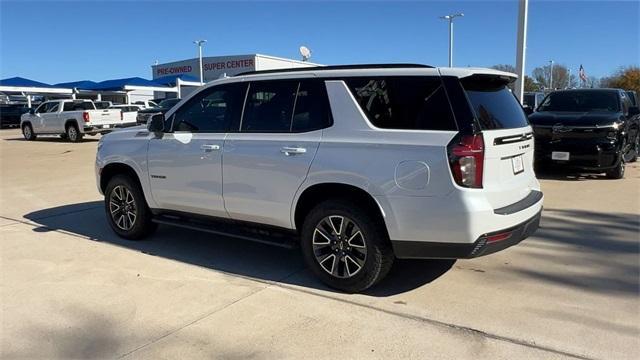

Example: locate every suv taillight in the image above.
[448,134,484,188]
[82,112,90,122]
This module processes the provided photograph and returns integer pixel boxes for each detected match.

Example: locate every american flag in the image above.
[579,65,587,82]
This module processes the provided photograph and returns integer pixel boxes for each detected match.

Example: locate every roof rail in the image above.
[236,63,434,76]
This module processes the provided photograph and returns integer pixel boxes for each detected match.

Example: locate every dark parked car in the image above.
[529,89,639,179]
[136,98,181,124]
[0,104,31,128]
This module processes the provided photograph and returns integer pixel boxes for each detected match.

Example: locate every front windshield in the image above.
[538,91,620,112]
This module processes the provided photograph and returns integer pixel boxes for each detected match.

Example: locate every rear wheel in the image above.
[66,123,82,142]
[22,123,36,140]
[104,174,157,240]
[606,160,625,179]
[301,200,394,293]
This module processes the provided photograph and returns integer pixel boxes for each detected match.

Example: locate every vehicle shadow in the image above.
[514,208,640,295]
[23,202,453,296]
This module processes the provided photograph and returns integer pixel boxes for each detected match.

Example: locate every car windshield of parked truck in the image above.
[461,76,529,130]
[159,99,180,108]
[538,91,620,112]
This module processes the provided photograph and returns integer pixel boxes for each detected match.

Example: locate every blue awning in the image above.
[0,77,54,88]
[87,77,171,91]
[54,80,100,89]
[153,74,200,86]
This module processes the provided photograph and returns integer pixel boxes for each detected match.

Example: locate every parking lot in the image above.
[0,128,638,359]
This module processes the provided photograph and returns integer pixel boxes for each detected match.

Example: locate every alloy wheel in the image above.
[23,126,31,139]
[109,185,137,231]
[312,215,367,278]
[68,127,78,141]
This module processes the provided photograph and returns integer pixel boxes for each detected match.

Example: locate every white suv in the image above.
[96,64,543,292]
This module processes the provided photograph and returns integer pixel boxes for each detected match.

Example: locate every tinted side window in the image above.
[173,83,245,133]
[292,80,332,132]
[47,103,59,113]
[35,103,48,113]
[346,77,456,131]
[241,81,297,133]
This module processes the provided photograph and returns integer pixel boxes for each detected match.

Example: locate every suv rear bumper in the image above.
[391,210,541,259]
[376,188,543,259]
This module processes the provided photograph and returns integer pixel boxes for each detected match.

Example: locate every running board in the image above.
[152,214,299,249]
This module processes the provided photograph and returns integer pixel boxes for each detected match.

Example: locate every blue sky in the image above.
[1,0,638,83]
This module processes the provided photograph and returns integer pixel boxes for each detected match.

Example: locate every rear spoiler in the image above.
[438,68,517,83]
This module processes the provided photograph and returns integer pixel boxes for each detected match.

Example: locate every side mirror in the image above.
[29,108,35,115]
[628,106,639,117]
[147,113,165,132]
[523,106,534,116]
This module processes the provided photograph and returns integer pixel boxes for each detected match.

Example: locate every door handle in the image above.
[281,146,307,156]
[201,144,221,152]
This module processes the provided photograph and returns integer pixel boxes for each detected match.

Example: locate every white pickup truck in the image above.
[20,99,123,142]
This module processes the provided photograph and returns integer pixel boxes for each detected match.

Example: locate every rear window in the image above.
[63,101,95,111]
[462,75,529,130]
[94,102,110,109]
[346,77,457,131]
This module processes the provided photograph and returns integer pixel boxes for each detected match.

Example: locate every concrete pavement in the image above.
[1,129,638,359]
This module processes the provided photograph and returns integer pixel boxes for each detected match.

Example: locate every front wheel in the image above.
[301,200,394,293]
[104,175,157,240]
[606,160,625,179]
[22,123,36,140]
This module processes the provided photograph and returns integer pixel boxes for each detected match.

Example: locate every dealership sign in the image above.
[155,57,255,78]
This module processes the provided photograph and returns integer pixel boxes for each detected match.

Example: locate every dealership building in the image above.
[153,54,319,82]
[151,54,320,98]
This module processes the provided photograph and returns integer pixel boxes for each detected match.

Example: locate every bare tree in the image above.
[491,64,538,92]
[532,63,572,89]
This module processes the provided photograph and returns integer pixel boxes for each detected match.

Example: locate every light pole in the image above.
[193,39,207,84]
[514,0,528,103]
[548,60,554,90]
[439,13,464,67]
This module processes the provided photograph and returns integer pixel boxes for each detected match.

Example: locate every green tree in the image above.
[523,76,539,91]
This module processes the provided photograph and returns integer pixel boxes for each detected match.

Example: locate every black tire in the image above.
[60,134,68,140]
[22,123,36,140]
[300,199,394,293]
[629,136,639,163]
[606,160,625,179]
[104,174,157,240]
[65,123,83,142]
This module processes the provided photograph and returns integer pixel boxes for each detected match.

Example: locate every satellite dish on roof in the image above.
[299,46,311,62]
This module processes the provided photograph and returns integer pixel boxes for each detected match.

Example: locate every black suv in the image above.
[529,89,639,179]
